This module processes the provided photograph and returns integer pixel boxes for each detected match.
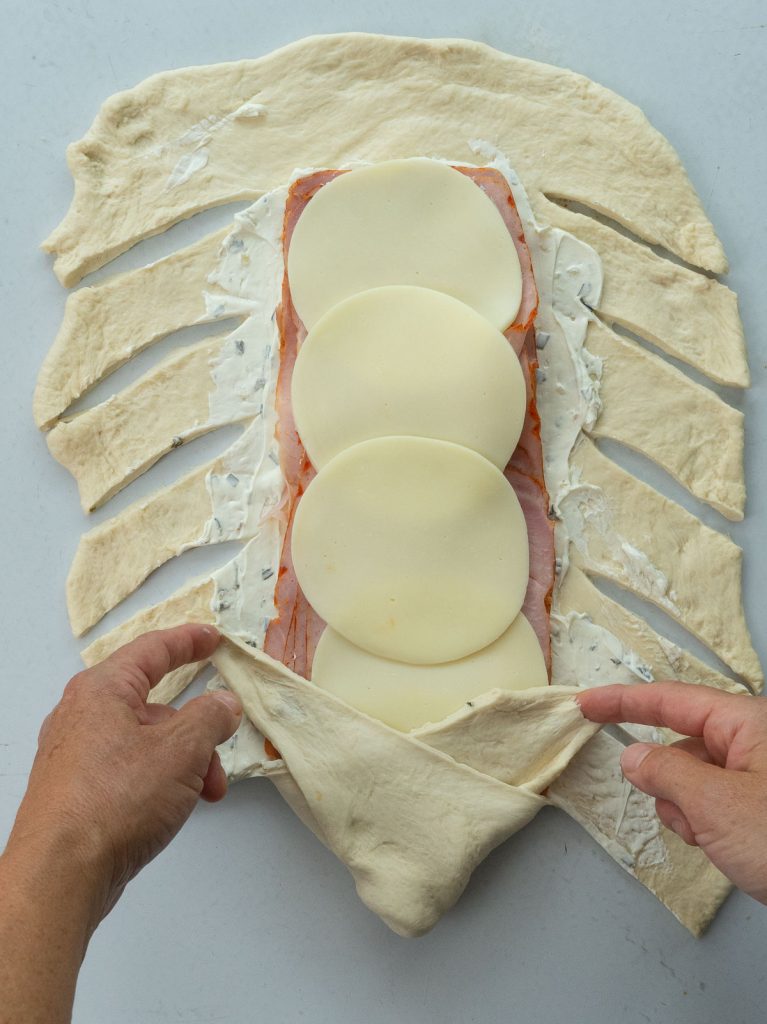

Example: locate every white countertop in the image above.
[1,2,766,1021]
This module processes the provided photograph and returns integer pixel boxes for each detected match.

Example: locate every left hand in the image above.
[6,623,241,928]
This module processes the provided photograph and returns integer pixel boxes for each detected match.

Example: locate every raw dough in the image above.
[548,731,732,937]
[82,577,216,704]
[42,35,727,286]
[292,436,529,664]
[584,317,745,520]
[534,194,748,387]
[565,436,761,688]
[34,227,227,430]
[37,34,761,937]
[287,159,522,330]
[555,566,749,699]
[68,462,213,635]
[291,286,526,470]
[46,334,234,511]
[67,416,284,636]
[311,614,547,732]
[212,635,597,937]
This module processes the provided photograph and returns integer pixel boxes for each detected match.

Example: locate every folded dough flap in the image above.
[412,687,601,791]
[212,636,599,937]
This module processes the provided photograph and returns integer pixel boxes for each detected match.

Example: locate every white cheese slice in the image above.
[292,436,529,664]
[311,614,547,732]
[291,285,526,470]
[286,159,522,330]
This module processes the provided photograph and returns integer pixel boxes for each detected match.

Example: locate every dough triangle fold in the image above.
[212,635,598,936]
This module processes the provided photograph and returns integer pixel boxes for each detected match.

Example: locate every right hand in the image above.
[577,681,767,904]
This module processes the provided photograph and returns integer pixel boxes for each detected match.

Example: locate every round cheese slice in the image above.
[287,159,522,331]
[292,436,530,665]
[311,615,548,732]
[291,286,526,470]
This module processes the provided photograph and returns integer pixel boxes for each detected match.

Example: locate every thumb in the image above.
[621,742,724,821]
[168,691,243,762]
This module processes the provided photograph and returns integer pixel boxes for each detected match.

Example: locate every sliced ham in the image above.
[264,165,554,681]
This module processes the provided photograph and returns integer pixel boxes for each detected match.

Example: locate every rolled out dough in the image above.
[37,33,761,938]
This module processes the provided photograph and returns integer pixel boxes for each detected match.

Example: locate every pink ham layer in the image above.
[264,167,554,680]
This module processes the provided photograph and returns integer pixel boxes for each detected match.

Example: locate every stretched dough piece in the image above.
[225,681,600,792]
[380,696,733,935]
[46,334,236,511]
[412,687,600,790]
[34,227,228,430]
[43,34,725,286]
[566,438,762,688]
[534,194,748,387]
[585,319,745,520]
[404,681,732,934]
[82,577,216,704]
[548,732,732,937]
[211,636,596,937]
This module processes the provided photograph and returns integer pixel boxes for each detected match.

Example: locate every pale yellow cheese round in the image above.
[291,286,526,470]
[287,159,522,331]
[311,615,548,732]
[292,437,529,664]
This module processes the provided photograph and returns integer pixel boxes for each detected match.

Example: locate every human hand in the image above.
[6,623,242,929]
[577,682,767,904]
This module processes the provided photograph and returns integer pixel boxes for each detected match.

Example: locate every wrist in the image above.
[3,810,113,941]
[0,817,112,1024]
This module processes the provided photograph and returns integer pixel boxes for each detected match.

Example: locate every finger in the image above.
[654,798,697,846]
[620,741,724,821]
[137,703,176,726]
[200,752,229,803]
[92,624,220,702]
[670,736,716,766]
[165,692,242,765]
[577,682,750,739]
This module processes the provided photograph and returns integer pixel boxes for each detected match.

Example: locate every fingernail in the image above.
[621,743,653,773]
[669,818,685,836]
[213,691,242,716]
[200,625,220,639]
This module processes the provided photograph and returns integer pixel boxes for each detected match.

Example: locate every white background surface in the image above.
[2,1,766,1021]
